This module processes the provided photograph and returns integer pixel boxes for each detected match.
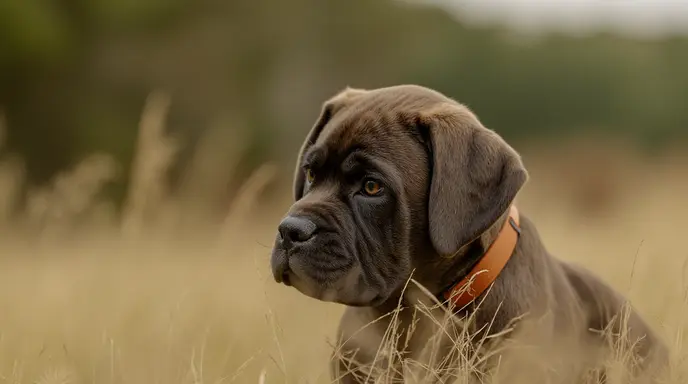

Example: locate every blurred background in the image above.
[2,0,688,212]
[0,1,687,383]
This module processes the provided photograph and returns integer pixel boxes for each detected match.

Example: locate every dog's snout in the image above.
[273,215,317,285]
[278,215,317,247]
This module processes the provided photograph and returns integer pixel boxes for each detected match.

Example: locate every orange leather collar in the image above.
[441,205,521,310]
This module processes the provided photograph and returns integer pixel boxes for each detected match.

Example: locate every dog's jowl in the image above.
[270,84,668,383]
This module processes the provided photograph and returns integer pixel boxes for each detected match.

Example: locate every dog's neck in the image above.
[428,206,521,306]
[381,206,522,313]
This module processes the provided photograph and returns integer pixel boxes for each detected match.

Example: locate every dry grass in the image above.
[1,95,688,383]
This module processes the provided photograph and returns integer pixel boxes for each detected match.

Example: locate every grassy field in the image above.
[1,101,688,383]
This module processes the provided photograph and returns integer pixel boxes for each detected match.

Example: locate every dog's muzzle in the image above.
[271,215,317,284]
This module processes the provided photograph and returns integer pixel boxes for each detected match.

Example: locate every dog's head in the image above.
[270,85,528,307]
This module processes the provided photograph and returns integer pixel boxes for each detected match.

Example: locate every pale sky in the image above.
[421,0,688,39]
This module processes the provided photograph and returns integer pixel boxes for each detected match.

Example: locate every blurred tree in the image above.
[0,0,686,210]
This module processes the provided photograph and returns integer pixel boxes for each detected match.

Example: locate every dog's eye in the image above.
[362,179,383,196]
[305,168,315,184]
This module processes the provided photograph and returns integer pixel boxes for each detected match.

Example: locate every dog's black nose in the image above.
[278,215,317,248]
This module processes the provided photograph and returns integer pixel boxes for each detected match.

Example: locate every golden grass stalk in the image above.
[21,153,118,237]
[0,156,24,228]
[175,125,248,230]
[219,163,278,242]
[120,91,179,239]
[0,111,22,226]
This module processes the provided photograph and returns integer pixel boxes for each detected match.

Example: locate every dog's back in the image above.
[561,260,669,376]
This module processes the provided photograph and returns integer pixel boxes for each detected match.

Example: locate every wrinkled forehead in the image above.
[300,86,451,176]
[305,104,420,170]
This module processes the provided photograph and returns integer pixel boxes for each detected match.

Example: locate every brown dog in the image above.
[269,85,668,383]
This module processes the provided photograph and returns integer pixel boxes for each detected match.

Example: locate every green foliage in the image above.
[0,0,686,203]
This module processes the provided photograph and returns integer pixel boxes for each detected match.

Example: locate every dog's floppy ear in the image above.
[293,87,368,200]
[418,102,528,256]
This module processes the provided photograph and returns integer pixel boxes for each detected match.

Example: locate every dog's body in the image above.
[332,216,666,383]
[270,85,668,383]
